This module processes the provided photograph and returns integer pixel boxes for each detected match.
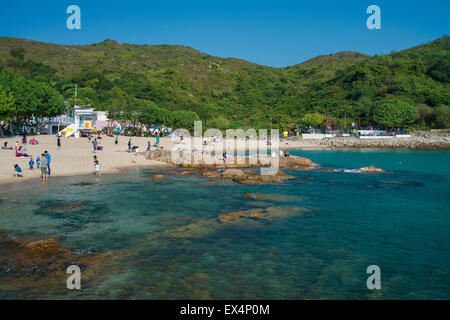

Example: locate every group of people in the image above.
[92,138,104,152]
[13,150,51,181]
[128,138,140,153]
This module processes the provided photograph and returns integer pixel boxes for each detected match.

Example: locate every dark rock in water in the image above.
[43,202,85,214]
[74,182,93,186]
[231,170,293,185]
[242,193,299,202]
[0,232,131,295]
[0,199,3,205]
[33,200,111,232]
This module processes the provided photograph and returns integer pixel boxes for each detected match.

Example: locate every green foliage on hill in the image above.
[0,35,448,131]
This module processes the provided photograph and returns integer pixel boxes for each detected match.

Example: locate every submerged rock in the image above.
[242,193,300,202]
[218,206,306,221]
[153,174,165,180]
[231,170,293,185]
[358,165,386,173]
[0,232,130,296]
[43,202,85,214]
[73,182,93,186]
[148,206,309,240]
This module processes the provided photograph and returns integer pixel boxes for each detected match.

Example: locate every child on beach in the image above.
[13,164,23,177]
[94,160,100,176]
[29,158,35,170]
[40,153,48,181]
[36,156,41,168]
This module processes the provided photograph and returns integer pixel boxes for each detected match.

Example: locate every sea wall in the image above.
[309,132,450,149]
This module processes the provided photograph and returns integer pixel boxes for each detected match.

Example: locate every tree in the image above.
[0,85,16,136]
[139,102,165,127]
[372,99,419,128]
[206,115,230,130]
[0,70,65,132]
[300,113,325,128]
[415,104,435,129]
[33,83,66,131]
[171,110,200,130]
[434,105,450,128]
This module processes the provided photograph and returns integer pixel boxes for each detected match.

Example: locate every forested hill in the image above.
[0,35,449,130]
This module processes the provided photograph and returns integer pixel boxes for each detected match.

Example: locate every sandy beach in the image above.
[0,135,325,185]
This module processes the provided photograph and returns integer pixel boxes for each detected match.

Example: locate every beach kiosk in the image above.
[59,106,97,138]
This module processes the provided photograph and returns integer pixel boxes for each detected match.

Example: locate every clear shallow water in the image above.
[0,149,449,299]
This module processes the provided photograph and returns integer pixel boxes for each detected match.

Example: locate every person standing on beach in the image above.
[115,135,119,145]
[93,139,98,153]
[128,138,132,151]
[29,157,35,170]
[57,136,61,149]
[40,153,48,181]
[44,151,51,175]
[94,160,100,176]
[36,156,41,169]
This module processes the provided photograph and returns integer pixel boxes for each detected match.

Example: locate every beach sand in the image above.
[0,134,325,185]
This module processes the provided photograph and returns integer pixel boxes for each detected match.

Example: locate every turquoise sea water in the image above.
[0,149,449,299]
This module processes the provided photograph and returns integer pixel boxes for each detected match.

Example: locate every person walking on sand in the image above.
[115,135,119,145]
[128,138,132,152]
[57,136,61,149]
[92,138,98,153]
[44,151,51,175]
[40,153,48,181]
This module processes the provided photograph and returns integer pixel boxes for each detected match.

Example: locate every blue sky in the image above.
[0,0,448,67]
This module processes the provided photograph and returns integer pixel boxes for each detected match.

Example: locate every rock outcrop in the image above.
[146,149,315,170]
[358,165,386,173]
[278,155,314,168]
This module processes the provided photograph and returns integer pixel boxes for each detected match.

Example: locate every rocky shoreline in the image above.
[312,132,450,149]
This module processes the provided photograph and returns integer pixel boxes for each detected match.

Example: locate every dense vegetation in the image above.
[0,35,449,133]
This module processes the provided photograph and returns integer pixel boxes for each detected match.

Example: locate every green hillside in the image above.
[0,35,449,131]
